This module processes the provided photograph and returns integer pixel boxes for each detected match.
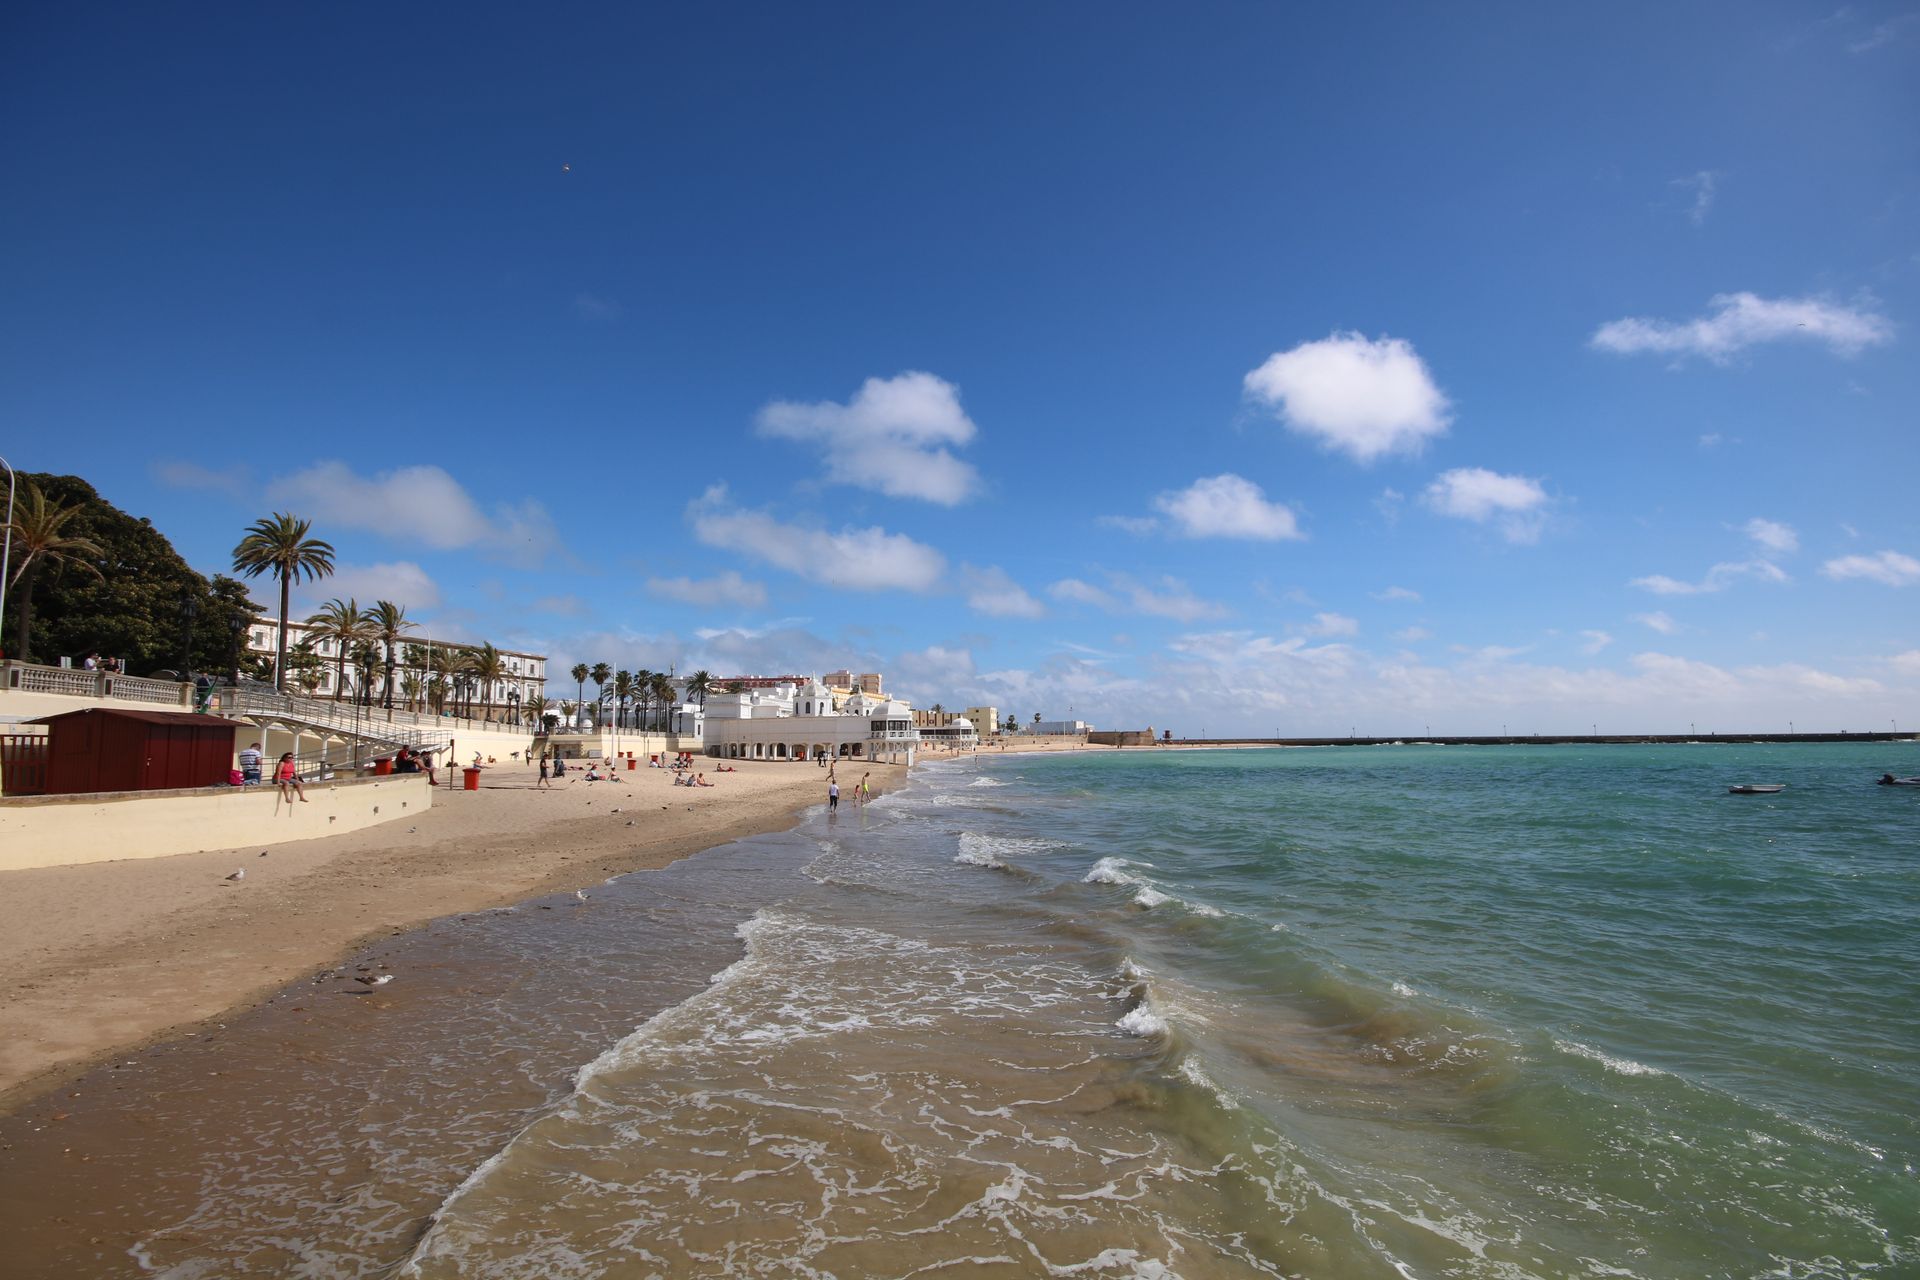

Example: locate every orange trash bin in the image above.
[461,766,482,791]
[373,757,394,776]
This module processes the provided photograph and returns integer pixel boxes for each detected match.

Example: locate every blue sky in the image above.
[3,3,1916,734]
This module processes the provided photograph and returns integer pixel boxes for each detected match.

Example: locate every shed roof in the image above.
[28,708,248,729]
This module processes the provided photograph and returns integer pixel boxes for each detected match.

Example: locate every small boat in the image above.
[1877,774,1920,787]
[1727,784,1786,795]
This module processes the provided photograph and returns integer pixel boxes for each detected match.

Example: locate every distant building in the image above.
[702,677,918,763]
[245,618,546,708]
[1027,719,1091,736]
[962,706,1000,737]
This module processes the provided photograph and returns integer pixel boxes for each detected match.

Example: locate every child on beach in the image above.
[275,752,307,804]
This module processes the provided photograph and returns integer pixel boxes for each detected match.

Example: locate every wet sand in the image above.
[0,757,905,1113]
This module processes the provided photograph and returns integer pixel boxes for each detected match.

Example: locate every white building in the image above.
[245,618,546,711]
[701,678,919,763]
[1027,719,1091,736]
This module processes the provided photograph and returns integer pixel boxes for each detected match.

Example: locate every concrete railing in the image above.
[2,661,193,708]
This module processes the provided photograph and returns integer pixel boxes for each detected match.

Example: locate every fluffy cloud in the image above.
[266,462,563,567]
[1421,467,1550,543]
[646,571,768,610]
[1372,585,1421,602]
[1297,612,1359,638]
[293,560,441,611]
[1634,611,1678,634]
[1243,332,1451,462]
[1580,630,1614,654]
[1590,293,1893,363]
[687,486,946,593]
[152,460,250,496]
[960,565,1045,618]
[756,371,981,505]
[1630,560,1787,595]
[1744,517,1798,554]
[1822,550,1920,586]
[1047,573,1228,623]
[1151,473,1303,541]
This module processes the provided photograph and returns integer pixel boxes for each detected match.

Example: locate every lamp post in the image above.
[0,454,14,658]
[178,590,200,678]
[507,686,520,726]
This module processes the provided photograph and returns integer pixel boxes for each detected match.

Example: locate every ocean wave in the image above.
[1132,887,1171,909]
[1085,856,1150,886]
[1176,1057,1239,1110]
[960,831,1065,864]
[968,776,1007,788]
[1116,1005,1169,1038]
[1553,1038,1668,1078]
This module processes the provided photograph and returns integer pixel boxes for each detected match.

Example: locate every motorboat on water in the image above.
[1727,784,1786,794]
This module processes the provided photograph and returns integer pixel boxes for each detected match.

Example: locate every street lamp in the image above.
[507,687,520,726]
[0,454,14,657]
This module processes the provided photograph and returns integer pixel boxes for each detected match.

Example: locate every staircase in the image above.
[223,683,450,757]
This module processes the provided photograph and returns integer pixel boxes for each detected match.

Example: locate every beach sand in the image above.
[0,756,905,1113]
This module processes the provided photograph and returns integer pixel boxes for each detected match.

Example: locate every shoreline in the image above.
[0,757,911,1115]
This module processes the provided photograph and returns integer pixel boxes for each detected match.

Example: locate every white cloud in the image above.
[1634,611,1678,634]
[1394,626,1431,643]
[960,565,1045,618]
[1698,433,1724,449]
[1047,573,1228,623]
[1630,560,1787,595]
[1372,585,1421,602]
[1243,332,1451,462]
[530,594,590,617]
[687,486,947,593]
[1850,11,1920,52]
[152,460,250,496]
[1822,550,1920,586]
[1743,517,1798,553]
[1297,612,1359,638]
[646,571,769,610]
[1673,170,1722,226]
[1098,514,1161,535]
[267,462,563,567]
[573,292,624,321]
[1421,467,1551,543]
[756,371,981,505]
[1151,474,1303,541]
[1886,650,1920,676]
[294,560,440,611]
[1580,630,1614,654]
[1590,293,1893,363]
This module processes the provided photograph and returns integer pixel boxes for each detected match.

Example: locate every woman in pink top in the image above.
[275,752,307,803]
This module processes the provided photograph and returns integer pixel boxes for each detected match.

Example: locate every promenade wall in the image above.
[0,773,433,872]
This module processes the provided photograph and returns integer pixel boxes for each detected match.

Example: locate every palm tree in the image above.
[1033,712,1042,728]
[400,642,429,710]
[306,598,372,701]
[367,600,415,709]
[651,672,675,733]
[570,663,589,723]
[589,662,612,725]
[685,669,713,708]
[468,643,507,719]
[5,483,105,662]
[287,636,325,695]
[524,693,550,731]
[232,513,335,693]
[400,672,423,713]
[349,637,384,705]
[428,646,461,715]
[613,670,633,729]
[632,667,654,731]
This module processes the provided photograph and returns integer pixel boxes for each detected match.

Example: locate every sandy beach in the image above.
[0,756,906,1113]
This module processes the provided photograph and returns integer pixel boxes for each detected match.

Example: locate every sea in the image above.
[2,742,1916,1278]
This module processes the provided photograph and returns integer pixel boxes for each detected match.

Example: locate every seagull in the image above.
[355,974,393,987]
[225,869,245,882]
[258,851,268,857]
[562,163,571,172]
[575,890,588,901]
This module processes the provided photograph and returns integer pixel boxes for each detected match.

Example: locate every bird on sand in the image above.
[575,890,588,901]
[355,974,393,987]
[225,869,245,882]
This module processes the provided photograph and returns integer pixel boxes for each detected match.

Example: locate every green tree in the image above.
[613,670,633,729]
[685,669,713,708]
[6,482,105,661]
[652,672,676,733]
[233,513,335,692]
[469,643,507,718]
[367,600,415,709]
[570,662,589,724]
[306,598,372,701]
[589,662,612,725]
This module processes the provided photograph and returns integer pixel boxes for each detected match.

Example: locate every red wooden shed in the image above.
[29,708,245,796]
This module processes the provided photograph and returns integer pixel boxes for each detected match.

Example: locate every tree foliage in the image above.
[6,473,263,674]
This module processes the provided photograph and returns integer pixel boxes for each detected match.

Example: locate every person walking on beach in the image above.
[238,741,264,786]
[274,752,307,804]
[537,751,552,789]
[828,779,839,811]
[860,771,871,806]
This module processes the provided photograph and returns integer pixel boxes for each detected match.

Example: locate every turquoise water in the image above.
[12,742,1915,1278]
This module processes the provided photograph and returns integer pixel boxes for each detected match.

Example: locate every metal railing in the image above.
[222,683,441,754]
